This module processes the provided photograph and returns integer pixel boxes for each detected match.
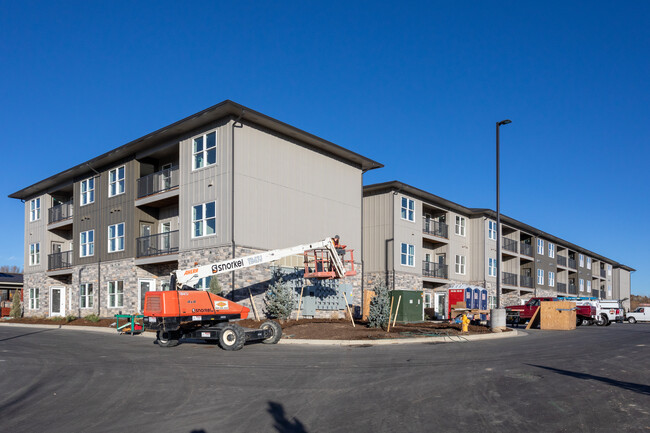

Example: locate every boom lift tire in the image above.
[260,320,283,344]
[218,323,246,351]
[157,330,180,348]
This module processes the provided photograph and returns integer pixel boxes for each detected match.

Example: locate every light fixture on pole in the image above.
[496,119,511,309]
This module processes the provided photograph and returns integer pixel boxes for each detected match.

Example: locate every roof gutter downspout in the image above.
[231,110,245,301]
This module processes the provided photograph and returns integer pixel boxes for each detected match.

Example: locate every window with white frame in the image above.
[537,269,544,285]
[586,257,591,270]
[455,216,466,236]
[80,283,94,308]
[29,288,40,309]
[607,284,612,295]
[400,243,415,267]
[194,276,212,290]
[192,202,216,237]
[29,243,40,266]
[29,198,41,221]
[488,220,496,240]
[400,197,415,222]
[548,243,555,258]
[80,177,95,205]
[80,230,94,257]
[579,279,584,292]
[192,130,217,170]
[537,239,544,254]
[579,254,584,267]
[488,258,496,277]
[108,223,125,253]
[586,280,591,293]
[488,295,497,310]
[107,281,124,308]
[607,265,612,276]
[108,166,125,197]
[548,271,555,287]
[455,255,466,275]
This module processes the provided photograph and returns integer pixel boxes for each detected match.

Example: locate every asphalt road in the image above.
[0,324,648,433]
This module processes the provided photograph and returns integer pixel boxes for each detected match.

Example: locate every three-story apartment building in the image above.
[11,101,381,318]
[363,181,634,316]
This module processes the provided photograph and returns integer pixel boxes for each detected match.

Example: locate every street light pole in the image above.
[496,119,511,309]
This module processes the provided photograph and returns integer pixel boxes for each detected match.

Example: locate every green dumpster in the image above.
[389,290,423,323]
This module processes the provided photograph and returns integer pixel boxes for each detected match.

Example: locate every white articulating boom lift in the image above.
[143,237,353,351]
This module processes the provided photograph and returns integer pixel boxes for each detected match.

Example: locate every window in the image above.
[192,202,216,237]
[488,220,496,240]
[586,280,591,293]
[28,288,40,309]
[80,230,94,257]
[579,279,584,292]
[80,177,95,205]
[537,269,544,285]
[400,243,415,267]
[29,243,40,266]
[537,239,544,254]
[108,223,125,252]
[548,271,555,287]
[548,243,555,258]
[400,197,415,222]
[192,131,217,170]
[607,265,612,276]
[80,283,94,308]
[194,276,212,290]
[29,198,41,221]
[455,255,466,275]
[455,216,466,236]
[488,258,496,277]
[607,285,612,295]
[488,295,497,310]
[108,281,124,308]
[109,166,125,197]
[579,254,584,267]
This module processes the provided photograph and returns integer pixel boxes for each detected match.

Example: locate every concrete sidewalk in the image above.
[0,321,523,345]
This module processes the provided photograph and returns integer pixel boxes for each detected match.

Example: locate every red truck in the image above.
[506,297,595,326]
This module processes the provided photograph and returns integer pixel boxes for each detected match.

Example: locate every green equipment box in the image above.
[389,290,423,323]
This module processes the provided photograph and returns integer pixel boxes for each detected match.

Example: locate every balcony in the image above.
[568,284,578,295]
[47,250,73,275]
[557,282,567,293]
[600,269,606,278]
[502,238,518,254]
[557,256,567,267]
[520,242,533,257]
[422,261,448,279]
[568,258,577,269]
[520,275,534,288]
[136,231,179,264]
[502,271,518,286]
[135,166,179,207]
[48,201,73,229]
[422,218,448,239]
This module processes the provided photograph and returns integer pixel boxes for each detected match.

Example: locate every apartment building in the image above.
[363,181,634,316]
[11,101,381,318]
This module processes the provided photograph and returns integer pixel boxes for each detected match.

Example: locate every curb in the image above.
[0,322,524,345]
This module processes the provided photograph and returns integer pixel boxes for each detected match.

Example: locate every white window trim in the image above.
[586,280,591,293]
[400,243,415,267]
[607,265,612,276]
[29,198,41,222]
[579,279,584,291]
[488,258,496,277]
[80,283,94,309]
[80,177,95,206]
[548,243,555,258]
[488,220,496,240]
[548,271,555,287]
[586,257,591,270]
[80,230,95,258]
[455,254,466,275]
[537,239,544,255]
[191,130,218,171]
[108,165,126,197]
[400,197,415,222]
[579,254,584,267]
[192,202,217,238]
[107,280,124,308]
[29,243,40,266]
[455,216,466,237]
[29,288,40,309]
[107,222,125,253]
[537,269,544,285]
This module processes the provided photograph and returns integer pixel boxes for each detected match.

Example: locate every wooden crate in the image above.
[540,301,576,330]
[362,290,375,321]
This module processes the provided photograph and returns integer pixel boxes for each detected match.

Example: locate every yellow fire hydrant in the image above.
[461,314,470,333]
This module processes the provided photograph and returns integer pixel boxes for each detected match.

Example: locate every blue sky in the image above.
[1,1,649,295]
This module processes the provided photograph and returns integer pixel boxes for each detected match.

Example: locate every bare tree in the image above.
[0,265,23,273]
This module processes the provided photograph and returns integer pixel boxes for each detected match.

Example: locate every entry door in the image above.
[138,279,156,313]
[160,222,171,251]
[160,163,172,190]
[434,293,446,319]
[140,223,152,255]
[50,287,65,317]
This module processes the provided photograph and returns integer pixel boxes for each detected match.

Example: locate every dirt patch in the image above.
[4,317,117,327]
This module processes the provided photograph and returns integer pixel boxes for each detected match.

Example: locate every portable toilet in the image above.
[464,288,472,309]
[389,290,423,323]
[480,289,488,320]
[472,288,480,309]
[448,288,465,318]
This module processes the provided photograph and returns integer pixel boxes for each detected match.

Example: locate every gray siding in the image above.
[392,193,420,275]
[362,193,393,274]
[24,194,48,274]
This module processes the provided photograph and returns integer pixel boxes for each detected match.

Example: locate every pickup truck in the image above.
[506,297,595,326]
[626,306,650,323]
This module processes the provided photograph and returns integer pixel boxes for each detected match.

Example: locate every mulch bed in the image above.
[3,317,117,327]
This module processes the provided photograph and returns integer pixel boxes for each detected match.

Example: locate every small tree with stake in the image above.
[208,276,223,296]
[10,290,22,318]
[264,268,295,321]
[367,281,390,328]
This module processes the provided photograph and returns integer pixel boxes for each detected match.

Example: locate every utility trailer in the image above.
[506,297,596,326]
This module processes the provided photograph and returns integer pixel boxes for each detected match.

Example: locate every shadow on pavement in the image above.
[268,401,308,433]
[528,364,650,396]
[0,329,55,342]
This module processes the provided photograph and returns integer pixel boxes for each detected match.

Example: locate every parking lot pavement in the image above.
[1,323,648,433]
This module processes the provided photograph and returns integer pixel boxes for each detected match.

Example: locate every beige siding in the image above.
[362,193,393,273]
[24,194,48,274]
[393,193,420,275]
[447,211,471,282]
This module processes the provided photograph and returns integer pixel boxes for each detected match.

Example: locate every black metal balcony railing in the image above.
[520,242,533,257]
[520,275,534,288]
[422,218,448,239]
[136,231,179,257]
[568,284,578,295]
[557,282,567,293]
[502,271,517,286]
[48,201,73,224]
[137,166,179,199]
[568,258,577,269]
[557,256,567,267]
[502,238,518,253]
[600,269,606,278]
[422,261,448,279]
[48,250,72,270]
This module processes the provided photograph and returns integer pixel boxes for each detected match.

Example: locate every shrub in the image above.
[209,276,223,296]
[9,291,22,318]
[264,270,294,320]
[85,313,101,323]
[65,314,77,323]
[367,282,391,328]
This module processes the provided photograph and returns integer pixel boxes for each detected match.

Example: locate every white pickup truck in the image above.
[626,307,650,323]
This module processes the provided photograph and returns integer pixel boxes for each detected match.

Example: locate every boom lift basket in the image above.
[303,248,356,279]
